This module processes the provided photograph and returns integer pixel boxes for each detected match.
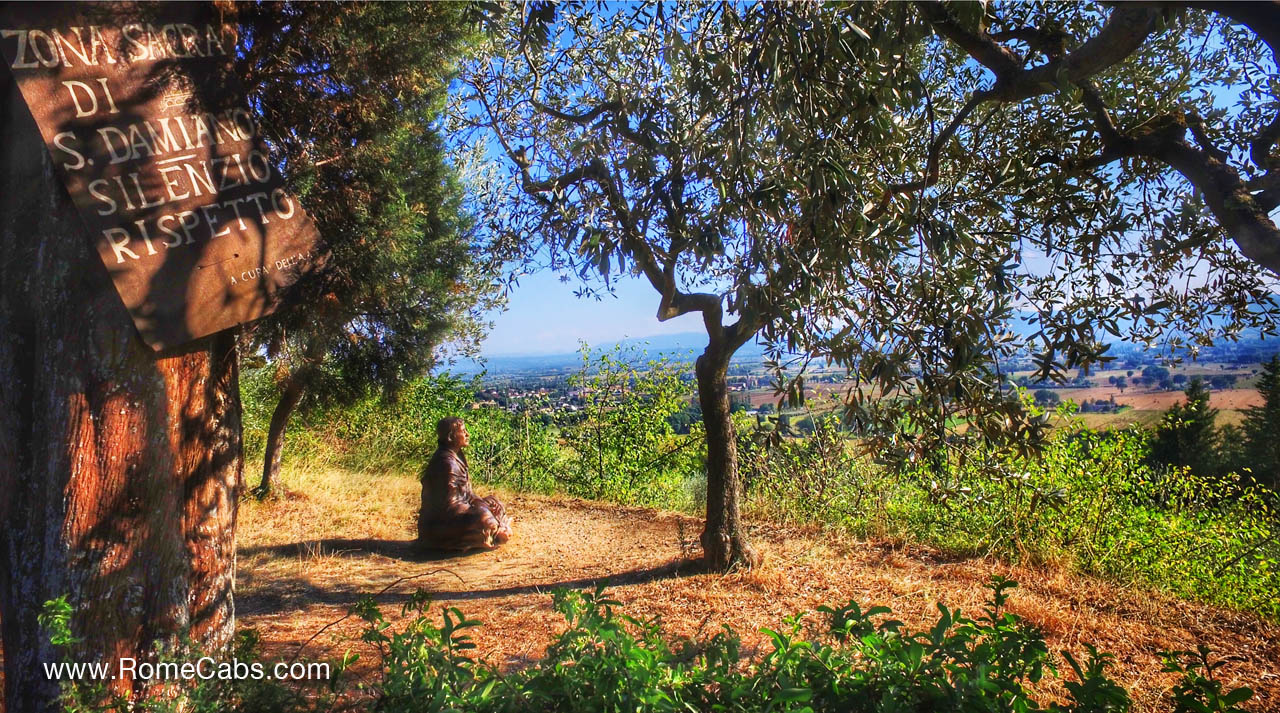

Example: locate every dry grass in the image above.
[1074,408,1248,429]
[237,462,1280,712]
[1062,386,1262,412]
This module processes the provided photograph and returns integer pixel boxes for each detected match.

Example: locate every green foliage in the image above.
[236,2,504,493]
[43,584,1257,713]
[39,595,78,649]
[891,428,1280,618]
[1143,367,1172,387]
[354,593,488,710]
[349,580,1256,713]
[559,346,701,506]
[240,364,284,459]
[1149,378,1221,477]
[39,598,336,713]
[735,416,1280,619]
[1034,389,1061,406]
[239,350,699,505]
[739,414,875,525]
[241,367,561,493]
[1161,646,1255,713]
[39,596,116,713]
[1243,355,1280,489]
[179,630,337,713]
[462,1,1280,481]
[239,2,493,376]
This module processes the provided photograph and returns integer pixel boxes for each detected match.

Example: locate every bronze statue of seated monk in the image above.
[417,417,512,550]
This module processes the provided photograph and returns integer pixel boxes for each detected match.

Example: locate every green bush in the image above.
[557,346,702,507]
[353,580,1250,713]
[897,427,1280,618]
[1161,645,1255,713]
[40,584,1258,713]
[740,413,879,525]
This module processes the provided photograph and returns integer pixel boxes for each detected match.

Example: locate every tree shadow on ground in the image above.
[236,558,692,616]
[427,560,692,601]
[238,538,497,563]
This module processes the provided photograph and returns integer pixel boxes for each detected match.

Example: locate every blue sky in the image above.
[479,269,705,356]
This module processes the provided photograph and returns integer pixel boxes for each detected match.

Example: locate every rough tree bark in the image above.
[695,344,760,571]
[255,374,307,498]
[0,68,242,712]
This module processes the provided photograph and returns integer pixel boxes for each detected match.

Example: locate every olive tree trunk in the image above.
[255,375,307,498]
[1,69,242,712]
[694,345,759,571]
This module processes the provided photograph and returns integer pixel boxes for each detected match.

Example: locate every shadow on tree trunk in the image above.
[0,67,242,712]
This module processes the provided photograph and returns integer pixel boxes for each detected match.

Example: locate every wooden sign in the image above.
[0,2,323,350]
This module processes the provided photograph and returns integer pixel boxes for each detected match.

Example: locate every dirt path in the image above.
[237,486,1280,712]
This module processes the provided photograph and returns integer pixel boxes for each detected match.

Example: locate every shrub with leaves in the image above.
[558,345,701,506]
[889,426,1280,618]
[349,580,1253,713]
[739,413,877,525]
[43,580,1257,713]
[1161,646,1255,713]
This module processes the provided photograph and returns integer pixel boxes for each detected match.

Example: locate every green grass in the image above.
[741,419,1280,619]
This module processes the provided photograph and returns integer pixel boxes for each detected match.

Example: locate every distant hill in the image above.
[454,332,768,376]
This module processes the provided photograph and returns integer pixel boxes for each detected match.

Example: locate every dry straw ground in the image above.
[238,464,1280,712]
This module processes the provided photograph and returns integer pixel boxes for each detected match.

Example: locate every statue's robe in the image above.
[417,448,512,550]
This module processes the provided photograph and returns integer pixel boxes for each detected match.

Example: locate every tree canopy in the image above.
[460,1,1280,476]
[237,2,496,406]
[229,3,503,493]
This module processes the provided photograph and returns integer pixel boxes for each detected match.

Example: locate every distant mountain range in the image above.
[451,332,768,375]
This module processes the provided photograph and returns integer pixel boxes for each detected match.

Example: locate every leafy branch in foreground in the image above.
[356,579,1249,713]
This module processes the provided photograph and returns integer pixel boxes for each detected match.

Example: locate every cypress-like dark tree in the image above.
[1150,376,1220,477]
[232,3,498,497]
[1243,355,1280,489]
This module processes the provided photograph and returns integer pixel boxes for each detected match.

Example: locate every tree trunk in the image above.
[695,346,759,571]
[1,68,242,711]
[255,375,307,498]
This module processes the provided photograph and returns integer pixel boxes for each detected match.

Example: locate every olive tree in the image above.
[457,1,939,568]
[785,1,1280,468]
[459,0,1280,569]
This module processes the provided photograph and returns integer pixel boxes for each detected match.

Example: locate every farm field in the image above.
[740,364,1266,433]
[1063,386,1259,429]
[1062,387,1262,411]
